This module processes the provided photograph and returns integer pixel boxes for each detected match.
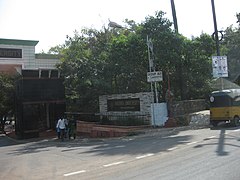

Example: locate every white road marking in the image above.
[233,129,240,132]
[123,138,133,141]
[186,141,198,145]
[41,139,49,142]
[103,161,124,167]
[136,153,154,159]
[98,145,126,151]
[207,136,216,139]
[115,145,126,148]
[64,170,86,177]
[167,147,178,151]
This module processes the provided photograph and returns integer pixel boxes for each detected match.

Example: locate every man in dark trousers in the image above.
[56,117,66,141]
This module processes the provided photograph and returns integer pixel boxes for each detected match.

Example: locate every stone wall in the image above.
[172,99,207,117]
[189,110,210,127]
[99,92,153,124]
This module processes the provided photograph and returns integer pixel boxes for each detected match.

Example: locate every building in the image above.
[0,38,65,138]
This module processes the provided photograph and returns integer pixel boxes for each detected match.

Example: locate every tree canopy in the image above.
[55,11,239,112]
[0,74,15,120]
[222,13,240,81]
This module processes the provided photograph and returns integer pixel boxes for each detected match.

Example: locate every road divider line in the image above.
[136,153,154,159]
[186,141,198,146]
[98,145,126,151]
[115,145,126,148]
[167,147,178,151]
[233,129,240,132]
[207,136,216,139]
[64,170,86,177]
[103,161,124,167]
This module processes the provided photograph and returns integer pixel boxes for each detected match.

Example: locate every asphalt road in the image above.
[0,126,240,180]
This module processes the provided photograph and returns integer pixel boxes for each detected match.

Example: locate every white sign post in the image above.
[212,56,228,78]
[147,71,163,82]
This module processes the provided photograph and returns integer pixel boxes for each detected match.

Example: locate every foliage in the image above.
[222,15,240,81]
[180,34,215,99]
[55,11,217,112]
[107,29,148,94]
[58,29,113,111]
[0,74,15,120]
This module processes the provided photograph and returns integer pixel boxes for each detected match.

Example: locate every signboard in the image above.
[147,71,163,82]
[0,48,22,58]
[212,56,228,78]
[107,98,140,111]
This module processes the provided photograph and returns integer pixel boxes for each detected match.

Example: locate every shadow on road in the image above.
[194,125,240,156]
[5,125,240,157]
[216,129,229,156]
[4,128,195,157]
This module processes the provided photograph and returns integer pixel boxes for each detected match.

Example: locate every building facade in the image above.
[0,38,65,138]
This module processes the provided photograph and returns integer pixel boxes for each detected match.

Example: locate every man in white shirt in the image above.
[56,117,66,141]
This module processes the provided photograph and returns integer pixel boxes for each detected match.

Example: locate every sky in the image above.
[0,0,239,53]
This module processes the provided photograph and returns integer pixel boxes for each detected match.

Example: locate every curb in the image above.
[3,125,210,144]
[134,125,210,139]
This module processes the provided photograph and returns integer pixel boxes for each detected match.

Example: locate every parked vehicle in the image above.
[209,89,240,126]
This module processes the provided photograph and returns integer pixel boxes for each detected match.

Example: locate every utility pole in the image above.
[211,0,220,56]
[211,0,225,90]
[170,0,184,100]
[170,0,178,33]
[147,36,160,128]
[147,36,158,103]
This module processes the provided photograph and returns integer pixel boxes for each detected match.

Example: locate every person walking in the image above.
[56,117,66,141]
[63,116,68,138]
[56,120,60,139]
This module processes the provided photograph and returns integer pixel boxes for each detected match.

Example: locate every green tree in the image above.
[223,13,240,81]
[180,34,215,99]
[107,28,148,94]
[0,74,15,126]
[56,11,216,111]
[58,28,113,111]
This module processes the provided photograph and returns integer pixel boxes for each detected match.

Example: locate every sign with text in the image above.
[147,71,163,82]
[107,98,140,111]
[212,56,228,78]
[0,48,22,58]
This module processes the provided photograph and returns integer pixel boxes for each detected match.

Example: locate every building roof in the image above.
[212,77,240,90]
[0,38,39,46]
